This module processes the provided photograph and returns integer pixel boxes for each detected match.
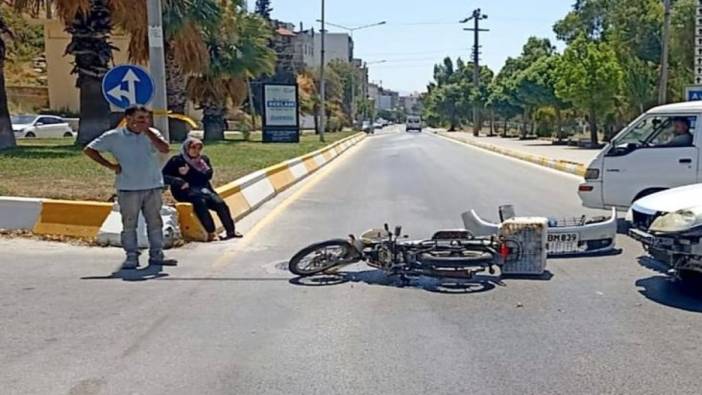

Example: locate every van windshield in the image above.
[613,115,696,148]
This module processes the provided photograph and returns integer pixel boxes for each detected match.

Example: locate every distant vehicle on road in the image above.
[12,115,74,139]
[362,121,374,134]
[406,115,422,132]
[373,121,383,129]
[579,101,702,210]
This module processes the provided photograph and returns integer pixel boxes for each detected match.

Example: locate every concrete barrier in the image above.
[33,200,113,238]
[0,197,43,230]
[439,133,587,177]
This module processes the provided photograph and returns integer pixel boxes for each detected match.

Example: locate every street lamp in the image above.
[315,19,386,126]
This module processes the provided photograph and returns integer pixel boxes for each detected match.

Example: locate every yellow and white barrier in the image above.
[439,133,587,177]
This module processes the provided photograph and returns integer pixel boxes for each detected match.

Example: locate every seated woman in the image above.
[163,138,242,241]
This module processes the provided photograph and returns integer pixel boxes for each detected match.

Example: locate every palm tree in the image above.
[187,6,275,140]
[15,0,139,146]
[0,13,15,150]
[127,0,221,141]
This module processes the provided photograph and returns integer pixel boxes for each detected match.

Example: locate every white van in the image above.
[579,101,702,210]
[406,116,422,132]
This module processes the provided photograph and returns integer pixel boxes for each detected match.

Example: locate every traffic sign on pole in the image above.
[684,85,702,101]
[101,65,155,109]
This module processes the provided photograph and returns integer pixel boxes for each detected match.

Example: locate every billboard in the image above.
[262,83,300,143]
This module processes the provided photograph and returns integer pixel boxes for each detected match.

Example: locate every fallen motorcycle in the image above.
[289,215,549,281]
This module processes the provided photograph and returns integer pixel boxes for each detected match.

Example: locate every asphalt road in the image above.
[2,126,701,395]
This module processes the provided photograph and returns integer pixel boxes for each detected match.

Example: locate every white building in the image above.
[299,32,353,68]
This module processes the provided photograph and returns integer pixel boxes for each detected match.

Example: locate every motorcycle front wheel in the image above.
[289,239,358,276]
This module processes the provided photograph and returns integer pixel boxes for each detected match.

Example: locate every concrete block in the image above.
[0,197,43,230]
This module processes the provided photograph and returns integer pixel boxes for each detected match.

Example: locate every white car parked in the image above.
[12,115,75,139]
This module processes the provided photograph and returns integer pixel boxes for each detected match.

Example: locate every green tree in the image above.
[187,8,275,140]
[553,0,613,43]
[127,0,222,141]
[254,0,272,20]
[555,35,623,145]
[328,60,363,123]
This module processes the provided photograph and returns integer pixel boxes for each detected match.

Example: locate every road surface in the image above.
[2,126,701,395]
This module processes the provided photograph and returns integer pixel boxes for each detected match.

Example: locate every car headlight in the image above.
[649,207,702,233]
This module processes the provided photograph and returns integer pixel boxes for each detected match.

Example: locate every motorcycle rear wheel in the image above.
[289,240,358,276]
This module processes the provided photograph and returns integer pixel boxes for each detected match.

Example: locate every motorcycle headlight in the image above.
[649,208,702,233]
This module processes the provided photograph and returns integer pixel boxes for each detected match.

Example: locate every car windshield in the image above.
[11,115,36,124]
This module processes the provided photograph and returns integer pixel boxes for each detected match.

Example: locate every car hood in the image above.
[12,123,31,130]
[631,183,702,215]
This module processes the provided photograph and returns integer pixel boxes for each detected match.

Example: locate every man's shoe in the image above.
[148,257,178,267]
[220,231,243,240]
[121,260,139,270]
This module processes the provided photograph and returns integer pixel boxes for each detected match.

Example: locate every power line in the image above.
[360,48,470,56]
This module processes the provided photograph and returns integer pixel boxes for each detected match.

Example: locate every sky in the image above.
[255,0,575,95]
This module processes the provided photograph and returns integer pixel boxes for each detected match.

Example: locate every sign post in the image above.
[261,83,300,143]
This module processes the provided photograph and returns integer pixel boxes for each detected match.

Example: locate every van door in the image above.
[602,114,699,208]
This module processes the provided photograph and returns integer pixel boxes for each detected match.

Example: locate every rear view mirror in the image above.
[35,122,43,126]
[394,226,402,237]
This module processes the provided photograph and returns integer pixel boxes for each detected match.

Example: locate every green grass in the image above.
[0,132,356,201]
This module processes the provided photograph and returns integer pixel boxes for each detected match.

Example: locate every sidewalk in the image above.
[438,131,602,176]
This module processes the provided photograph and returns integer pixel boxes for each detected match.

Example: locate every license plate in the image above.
[547,232,579,254]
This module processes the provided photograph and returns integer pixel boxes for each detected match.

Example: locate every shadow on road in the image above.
[551,249,623,260]
[636,256,702,313]
[288,269,540,294]
[81,264,170,282]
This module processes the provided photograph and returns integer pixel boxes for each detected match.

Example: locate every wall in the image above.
[7,86,49,112]
[44,19,134,113]
[309,33,352,68]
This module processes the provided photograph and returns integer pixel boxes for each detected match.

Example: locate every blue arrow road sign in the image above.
[102,65,154,109]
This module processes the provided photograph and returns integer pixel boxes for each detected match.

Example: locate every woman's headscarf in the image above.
[181,137,210,173]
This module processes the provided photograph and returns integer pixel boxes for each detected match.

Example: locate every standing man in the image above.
[84,105,177,270]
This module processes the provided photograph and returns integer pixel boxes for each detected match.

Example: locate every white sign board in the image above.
[263,84,298,127]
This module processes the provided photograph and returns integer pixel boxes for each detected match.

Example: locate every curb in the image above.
[0,133,366,243]
[438,132,587,177]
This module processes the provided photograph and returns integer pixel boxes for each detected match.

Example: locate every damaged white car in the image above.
[628,183,702,282]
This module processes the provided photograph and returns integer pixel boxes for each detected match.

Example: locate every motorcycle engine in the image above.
[368,244,394,269]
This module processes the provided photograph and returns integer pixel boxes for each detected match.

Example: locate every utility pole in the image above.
[461,9,488,136]
[147,0,170,141]
[658,0,671,105]
[319,0,326,142]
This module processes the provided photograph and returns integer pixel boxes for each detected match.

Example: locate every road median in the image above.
[0,133,366,244]
[437,132,588,177]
